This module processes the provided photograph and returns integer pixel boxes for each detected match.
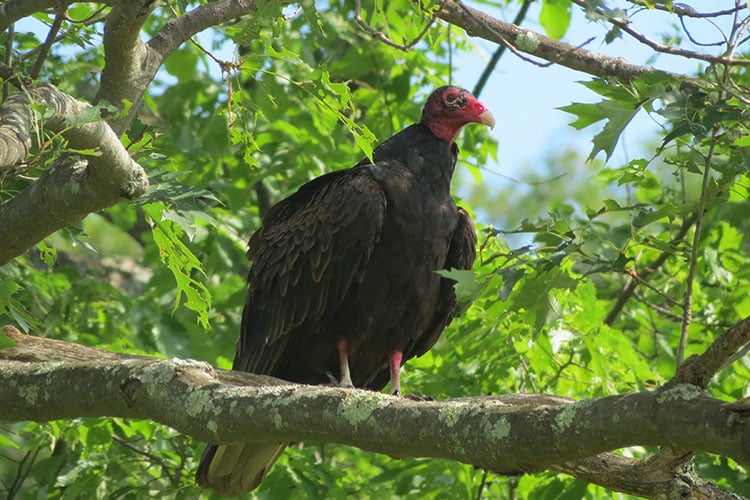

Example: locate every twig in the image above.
[7,448,39,499]
[722,341,750,372]
[570,0,750,66]
[679,16,726,48]
[475,469,489,500]
[30,11,65,80]
[630,272,683,310]
[632,291,683,322]
[354,0,444,51]
[676,130,720,367]
[480,166,566,185]
[16,12,108,64]
[111,434,176,485]
[604,212,699,326]
[166,1,240,75]
[547,351,581,388]
[2,23,13,99]
[727,11,750,59]
[626,0,748,19]
[516,353,538,392]
[473,0,532,98]
[64,4,107,24]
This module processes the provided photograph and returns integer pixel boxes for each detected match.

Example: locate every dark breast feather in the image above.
[367,205,477,391]
[411,206,477,358]
[233,167,387,375]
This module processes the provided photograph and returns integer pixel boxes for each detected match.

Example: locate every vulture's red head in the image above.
[420,86,495,143]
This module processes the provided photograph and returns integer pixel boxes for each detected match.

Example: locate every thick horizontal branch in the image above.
[1,326,747,498]
[0,84,148,264]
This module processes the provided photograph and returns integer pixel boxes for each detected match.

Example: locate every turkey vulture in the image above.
[197,85,494,496]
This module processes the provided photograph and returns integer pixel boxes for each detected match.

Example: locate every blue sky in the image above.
[456,1,731,166]
[447,1,732,226]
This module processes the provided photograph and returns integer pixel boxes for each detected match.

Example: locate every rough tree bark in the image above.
[0,0,277,265]
[1,321,749,499]
[0,82,149,264]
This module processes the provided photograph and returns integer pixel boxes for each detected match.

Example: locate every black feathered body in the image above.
[197,122,477,496]
[233,123,475,389]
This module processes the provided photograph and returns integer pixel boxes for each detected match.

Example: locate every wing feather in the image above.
[233,167,387,375]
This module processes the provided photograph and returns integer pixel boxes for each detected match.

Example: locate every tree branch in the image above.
[626,1,748,19]
[553,449,744,499]
[0,85,32,168]
[434,0,692,82]
[472,0,532,98]
[604,212,699,326]
[671,316,750,389]
[0,83,148,264]
[100,0,268,135]
[1,325,747,498]
[571,0,750,66]
[96,0,158,134]
[0,0,68,32]
[147,0,261,59]
[1,0,283,262]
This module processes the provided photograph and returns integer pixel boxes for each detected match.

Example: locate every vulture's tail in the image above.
[196,442,287,496]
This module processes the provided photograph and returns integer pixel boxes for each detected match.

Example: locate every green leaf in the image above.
[300,0,326,35]
[632,201,699,228]
[436,269,486,309]
[559,77,684,161]
[602,198,621,210]
[161,209,208,241]
[704,247,733,286]
[588,98,641,161]
[0,432,20,449]
[511,268,579,332]
[498,267,526,301]
[0,280,37,332]
[558,102,606,130]
[37,240,57,267]
[540,0,572,40]
[560,80,645,161]
[0,278,20,303]
[0,330,17,349]
[144,205,212,328]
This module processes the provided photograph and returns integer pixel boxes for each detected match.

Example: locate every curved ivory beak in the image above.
[479,111,496,129]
